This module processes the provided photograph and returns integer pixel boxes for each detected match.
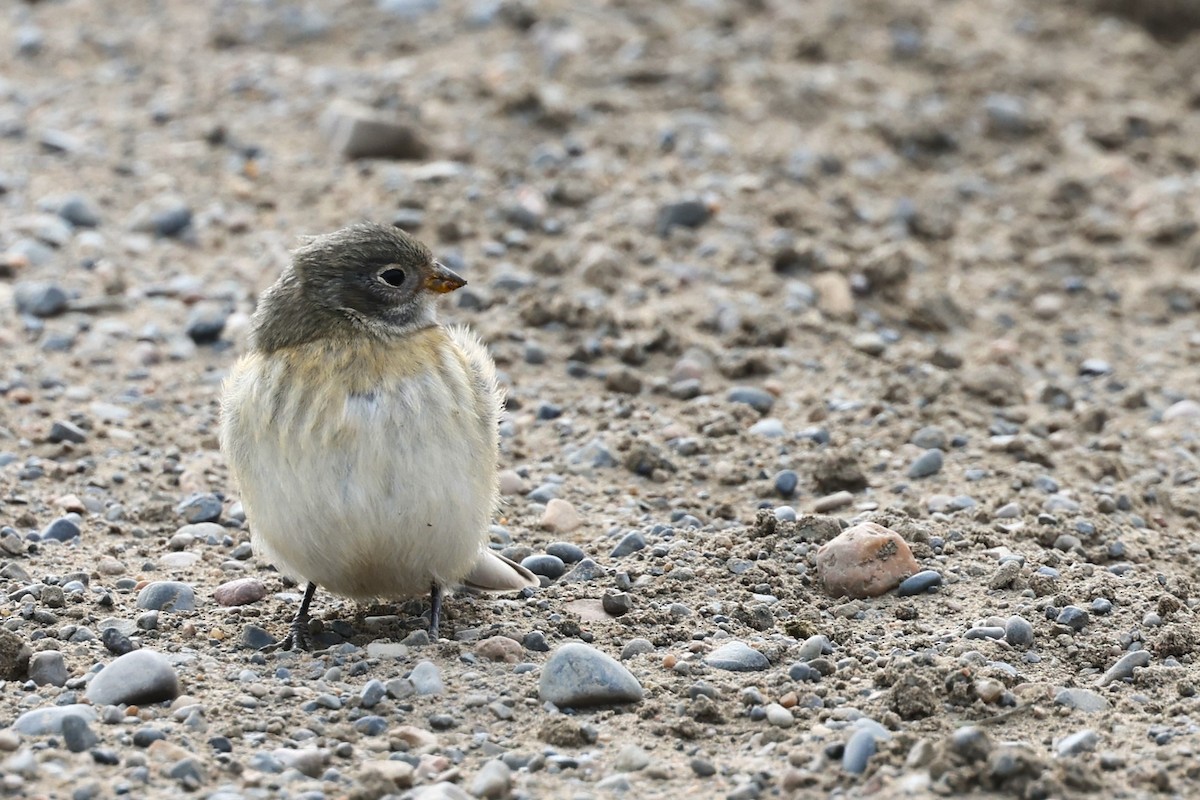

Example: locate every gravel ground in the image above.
[3,1,1200,798]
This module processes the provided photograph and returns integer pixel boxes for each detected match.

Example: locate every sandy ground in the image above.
[2,0,1200,798]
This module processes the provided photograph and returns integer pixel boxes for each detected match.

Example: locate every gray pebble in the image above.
[907,448,944,478]
[1054,688,1109,713]
[690,757,716,777]
[610,531,646,558]
[55,195,100,228]
[964,626,1005,640]
[559,558,605,582]
[151,205,193,238]
[656,199,712,237]
[1097,650,1151,687]
[14,282,68,317]
[545,542,585,563]
[619,638,654,660]
[1004,616,1035,648]
[137,581,196,612]
[241,624,276,650]
[539,643,643,707]
[470,759,512,798]
[61,714,98,753]
[727,386,774,414]
[1055,606,1089,632]
[28,650,68,686]
[86,649,180,706]
[911,426,947,449]
[185,305,228,345]
[361,679,386,708]
[842,728,877,774]
[1056,729,1099,757]
[765,703,794,728]
[409,660,444,695]
[521,554,566,579]
[602,591,632,617]
[48,420,87,444]
[773,470,799,498]
[41,516,81,542]
[704,641,769,672]
[896,570,942,596]
[176,493,222,524]
[12,704,96,735]
[796,635,831,662]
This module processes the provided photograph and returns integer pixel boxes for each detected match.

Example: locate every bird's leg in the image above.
[266,581,317,652]
[428,583,443,640]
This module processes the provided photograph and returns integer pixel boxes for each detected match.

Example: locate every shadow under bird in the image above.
[219,222,538,649]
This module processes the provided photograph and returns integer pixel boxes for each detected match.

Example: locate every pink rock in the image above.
[815,522,919,598]
[212,578,267,607]
[475,635,523,663]
[540,498,581,533]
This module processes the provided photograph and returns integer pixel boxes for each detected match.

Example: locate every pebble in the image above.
[86,649,180,705]
[150,205,193,238]
[610,531,646,558]
[851,331,887,356]
[496,470,527,496]
[690,757,717,777]
[1004,616,1035,648]
[813,491,854,512]
[41,516,81,542]
[12,704,96,735]
[28,650,68,686]
[538,643,643,707]
[559,558,604,582]
[964,626,1006,640]
[842,728,877,774]
[137,581,196,612]
[620,638,654,660]
[704,641,769,672]
[185,305,228,344]
[540,498,580,533]
[727,386,775,414]
[54,195,100,228]
[61,715,98,753]
[475,636,522,663]
[520,554,566,579]
[896,570,942,596]
[14,282,68,317]
[907,448,944,478]
[1097,650,1151,686]
[469,760,512,798]
[213,578,267,606]
[602,591,632,616]
[911,426,947,449]
[815,522,920,598]
[361,679,386,708]
[545,542,585,563]
[1054,688,1110,713]
[176,493,222,524]
[796,635,831,662]
[613,744,651,772]
[323,100,429,160]
[1056,606,1089,632]
[773,470,799,498]
[409,660,444,695]
[765,703,794,728]
[48,420,87,444]
[1056,729,1099,757]
[749,418,786,438]
[656,199,712,236]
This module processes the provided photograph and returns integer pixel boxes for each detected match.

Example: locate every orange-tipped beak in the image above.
[425,261,467,294]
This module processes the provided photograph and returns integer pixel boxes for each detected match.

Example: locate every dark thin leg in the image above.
[266,581,317,652]
[428,583,443,640]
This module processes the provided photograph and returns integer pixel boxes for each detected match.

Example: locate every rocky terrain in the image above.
[3,0,1200,798]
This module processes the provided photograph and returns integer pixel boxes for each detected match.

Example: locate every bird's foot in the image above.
[428,583,443,640]
[261,581,318,652]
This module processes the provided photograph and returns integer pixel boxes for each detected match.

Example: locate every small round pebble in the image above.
[704,641,769,672]
[1004,616,1035,648]
[773,470,799,498]
[896,569,942,596]
[212,578,267,607]
[137,581,196,612]
[842,728,877,774]
[521,554,566,579]
[907,449,944,478]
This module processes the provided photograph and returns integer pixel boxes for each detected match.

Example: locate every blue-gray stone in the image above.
[151,206,192,238]
[61,714,98,753]
[774,506,797,522]
[409,660,443,695]
[610,532,646,558]
[911,426,947,450]
[48,421,87,444]
[656,200,711,237]
[842,728,877,774]
[28,650,68,686]
[14,282,68,317]
[727,387,774,414]
[796,635,831,662]
[185,306,228,345]
[1097,650,1151,687]
[353,715,388,736]
[704,641,769,672]
[1056,606,1089,632]
[545,542,586,564]
[1054,688,1109,713]
[559,558,604,582]
[12,704,96,735]
[377,0,440,18]
[773,470,799,498]
[41,516,81,542]
[1091,597,1113,615]
[137,581,196,612]
[86,649,180,706]
[521,554,566,580]
[1056,729,1099,757]
[527,484,558,503]
[907,449,944,478]
[539,643,643,707]
[1004,616,1035,648]
[56,196,100,228]
[177,493,221,523]
[897,570,942,596]
[361,679,385,709]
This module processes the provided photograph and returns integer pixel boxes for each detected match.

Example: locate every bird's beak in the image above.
[424,261,467,294]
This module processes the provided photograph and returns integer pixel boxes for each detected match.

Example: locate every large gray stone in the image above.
[539,643,643,707]
[86,649,180,706]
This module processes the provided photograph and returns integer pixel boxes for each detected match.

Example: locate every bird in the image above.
[219,222,538,650]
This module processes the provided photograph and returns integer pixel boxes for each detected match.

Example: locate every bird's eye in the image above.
[379,268,406,287]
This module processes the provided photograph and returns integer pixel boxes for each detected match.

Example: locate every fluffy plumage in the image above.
[219,223,536,648]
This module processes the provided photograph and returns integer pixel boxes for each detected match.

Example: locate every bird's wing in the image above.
[462,549,539,592]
